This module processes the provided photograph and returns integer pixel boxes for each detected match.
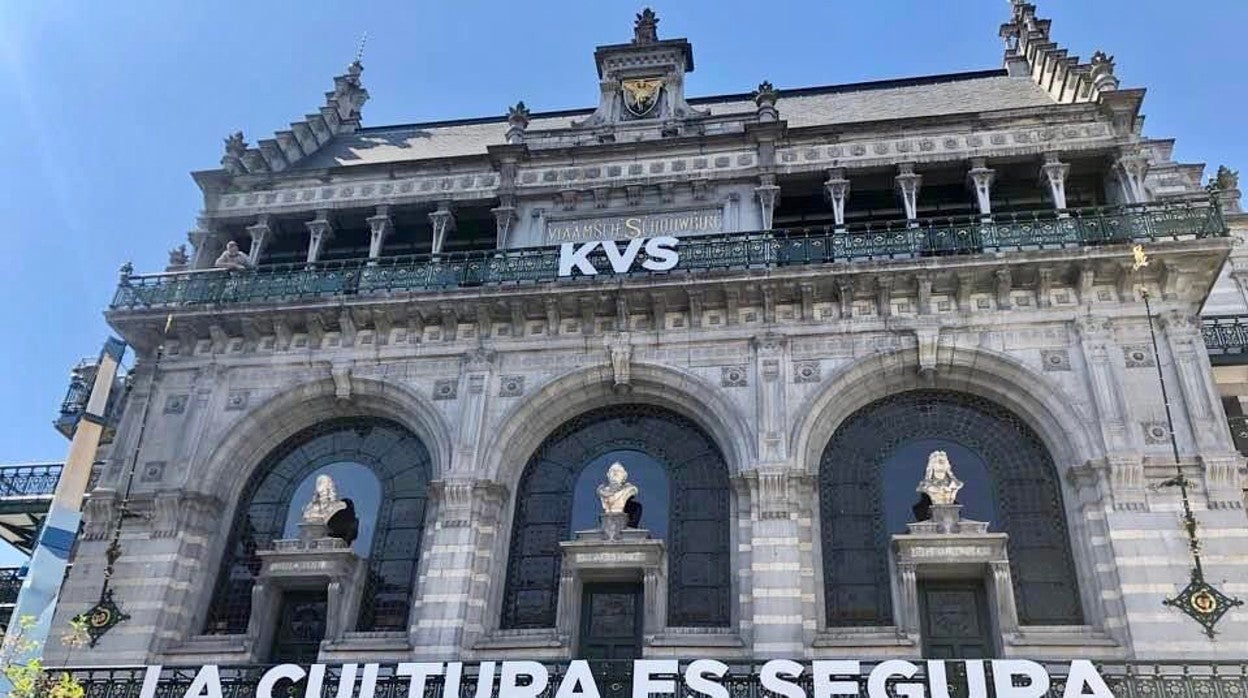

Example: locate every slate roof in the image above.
[296,71,1058,170]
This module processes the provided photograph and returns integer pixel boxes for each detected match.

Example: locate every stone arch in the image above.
[188,376,454,507]
[817,390,1083,627]
[182,377,453,636]
[481,362,754,486]
[791,346,1100,477]
[483,362,749,633]
[794,347,1106,632]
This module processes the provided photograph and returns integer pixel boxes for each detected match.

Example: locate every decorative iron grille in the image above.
[110,201,1226,311]
[818,391,1083,627]
[501,405,731,629]
[203,417,431,635]
[0,464,62,498]
[1203,315,1248,364]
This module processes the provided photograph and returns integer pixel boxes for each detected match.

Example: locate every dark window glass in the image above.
[204,417,431,635]
[819,391,1083,628]
[502,406,731,630]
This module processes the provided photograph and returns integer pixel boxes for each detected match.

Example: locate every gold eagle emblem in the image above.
[621,77,664,118]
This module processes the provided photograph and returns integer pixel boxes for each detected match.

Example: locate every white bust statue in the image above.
[917,450,964,506]
[302,474,347,524]
[596,462,639,514]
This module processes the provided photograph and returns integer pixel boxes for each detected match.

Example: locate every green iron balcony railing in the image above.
[0,464,62,499]
[58,660,1248,698]
[111,200,1226,312]
[1204,315,1248,365]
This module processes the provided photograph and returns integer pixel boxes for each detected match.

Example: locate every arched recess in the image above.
[204,416,433,634]
[818,390,1083,627]
[480,362,753,488]
[500,404,733,630]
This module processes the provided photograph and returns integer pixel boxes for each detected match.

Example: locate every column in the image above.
[967,158,995,219]
[366,205,392,262]
[743,469,807,656]
[1041,152,1070,211]
[1115,151,1150,204]
[491,199,517,249]
[755,178,781,231]
[411,479,508,654]
[824,168,850,228]
[247,215,272,266]
[1162,312,1232,455]
[305,210,332,264]
[429,202,456,255]
[895,163,922,223]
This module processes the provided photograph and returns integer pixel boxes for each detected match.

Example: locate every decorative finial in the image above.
[1209,165,1240,192]
[354,31,369,65]
[166,244,189,272]
[505,101,531,145]
[1132,244,1149,272]
[119,261,133,280]
[753,81,779,123]
[633,8,659,44]
[223,131,246,157]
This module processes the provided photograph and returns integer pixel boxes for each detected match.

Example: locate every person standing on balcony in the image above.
[214,240,251,270]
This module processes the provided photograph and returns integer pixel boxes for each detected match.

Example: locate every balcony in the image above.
[1203,315,1248,365]
[111,201,1225,312]
[0,463,62,555]
[0,566,22,630]
[60,660,1248,697]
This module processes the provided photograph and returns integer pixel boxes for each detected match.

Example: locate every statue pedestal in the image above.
[891,509,1018,650]
[297,521,330,542]
[556,526,667,646]
[581,511,649,542]
[248,537,365,660]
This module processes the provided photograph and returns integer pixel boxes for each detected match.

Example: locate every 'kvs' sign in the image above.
[558,236,679,277]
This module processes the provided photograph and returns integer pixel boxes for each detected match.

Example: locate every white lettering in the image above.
[183,665,223,698]
[139,665,162,698]
[642,236,679,271]
[474,661,497,698]
[603,238,646,273]
[555,661,601,698]
[358,664,382,698]
[1062,661,1113,698]
[633,659,679,698]
[685,659,729,698]
[868,660,923,698]
[305,665,327,698]
[812,660,859,698]
[397,663,444,698]
[257,665,305,698]
[500,661,550,698]
[558,242,599,276]
[761,660,806,698]
[446,663,464,698]
[927,661,988,698]
[991,660,1050,698]
[337,665,360,698]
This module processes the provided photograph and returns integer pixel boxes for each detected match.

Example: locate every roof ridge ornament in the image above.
[216,61,370,177]
[633,8,659,45]
[999,1,1126,107]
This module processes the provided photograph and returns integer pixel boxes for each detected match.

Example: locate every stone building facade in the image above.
[48,1,1247,674]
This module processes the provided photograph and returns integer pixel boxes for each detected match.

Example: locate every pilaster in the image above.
[366,206,393,261]
[752,333,788,463]
[739,468,811,657]
[305,210,333,264]
[1041,152,1070,211]
[1075,317,1131,452]
[895,163,921,222]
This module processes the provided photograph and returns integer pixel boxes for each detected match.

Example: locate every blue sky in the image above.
[0,0,1244,470]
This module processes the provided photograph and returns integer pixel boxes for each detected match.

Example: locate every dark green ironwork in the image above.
[0,464,62,499]
[111,201,1226,312]
[1203,315,1248,365]
[60,661,1248,698]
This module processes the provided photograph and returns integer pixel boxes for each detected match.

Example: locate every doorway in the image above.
[270,590,328,663]
[579,582,643,659]
[918,580,995,658]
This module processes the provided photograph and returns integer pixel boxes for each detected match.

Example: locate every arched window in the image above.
[818,390,1082,628]
[501,405,731,630]
[204,417,432,634]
